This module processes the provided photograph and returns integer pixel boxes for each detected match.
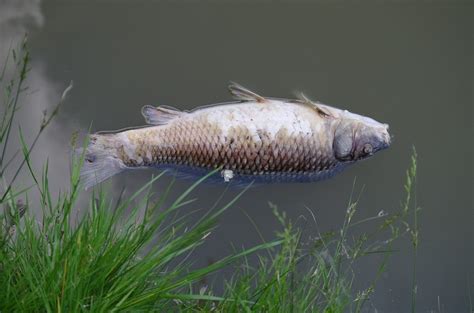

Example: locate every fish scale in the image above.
[135,118,334,178]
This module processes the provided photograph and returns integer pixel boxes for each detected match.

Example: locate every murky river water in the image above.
[1,1,472,311]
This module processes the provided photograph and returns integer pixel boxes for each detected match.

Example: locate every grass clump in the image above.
[0,39,419,312]
[0,171,278,311]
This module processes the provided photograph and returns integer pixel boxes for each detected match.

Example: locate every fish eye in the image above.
[363,144,373,155]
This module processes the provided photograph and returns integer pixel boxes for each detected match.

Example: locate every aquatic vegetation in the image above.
[0,40,419,312]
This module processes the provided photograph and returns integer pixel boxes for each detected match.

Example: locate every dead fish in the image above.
[80,83,390,189]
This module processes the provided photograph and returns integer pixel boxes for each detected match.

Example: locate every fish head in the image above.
[333,110,391,162]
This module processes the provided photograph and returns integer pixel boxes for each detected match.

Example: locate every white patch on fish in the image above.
[202,100,315,140]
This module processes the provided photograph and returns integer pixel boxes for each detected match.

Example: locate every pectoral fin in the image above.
[228,82,267,103]
[141,105,187,125]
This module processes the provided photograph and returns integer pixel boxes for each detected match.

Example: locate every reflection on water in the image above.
[2,0,472,312]
[0,0,77,204]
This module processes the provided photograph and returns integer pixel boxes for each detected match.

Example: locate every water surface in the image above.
[2,1,472,311]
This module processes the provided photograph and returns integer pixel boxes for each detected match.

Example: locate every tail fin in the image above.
[79,134,126,190]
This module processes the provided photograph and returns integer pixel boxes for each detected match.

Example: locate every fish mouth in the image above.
[370,126,391,153]
[380,130,392,150]
[373,135,391,154]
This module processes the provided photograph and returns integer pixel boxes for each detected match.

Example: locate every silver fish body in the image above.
[81,83,390,189]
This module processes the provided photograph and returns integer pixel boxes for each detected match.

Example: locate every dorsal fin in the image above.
[141,105,186,125]
[295,92,332,118]
[228,82,267,103]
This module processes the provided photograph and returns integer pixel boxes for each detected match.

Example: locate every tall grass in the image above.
[0,40,419,312]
